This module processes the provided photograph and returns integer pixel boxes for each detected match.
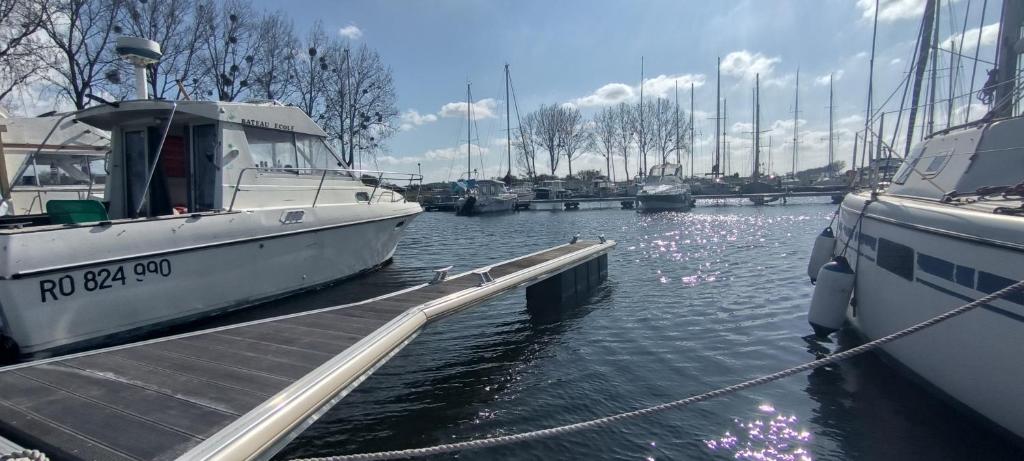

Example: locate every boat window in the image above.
[921,152,951,177]
[877,238,914,281]
[244,126,296,169]
[21,153,105,187]
[295,134,334,172]
[124,130,148,217]
[191,124,219,211]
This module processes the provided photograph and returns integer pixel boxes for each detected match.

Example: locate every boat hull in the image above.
[0,203,420,358]
[637,193,693,212]
[837,192,1024,439]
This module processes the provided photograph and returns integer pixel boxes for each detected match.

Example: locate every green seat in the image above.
[45,200,108,225]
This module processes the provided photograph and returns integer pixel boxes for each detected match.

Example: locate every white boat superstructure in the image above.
[805,1,1024,441]
[637,164,693,212]
[0,115,110,215]
[0,99,422,360]
[534,179,570,200]
[455,178,517,215]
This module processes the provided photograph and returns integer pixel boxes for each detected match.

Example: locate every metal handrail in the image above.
[227,166,423,211]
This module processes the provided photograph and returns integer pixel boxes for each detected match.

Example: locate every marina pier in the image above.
[0,240,614,461]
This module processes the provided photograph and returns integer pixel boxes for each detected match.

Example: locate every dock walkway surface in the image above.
[0,240,614,461]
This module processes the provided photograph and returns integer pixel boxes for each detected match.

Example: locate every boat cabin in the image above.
[888,117,1024,201]
[68,100,355,221]
[646,164,685,184]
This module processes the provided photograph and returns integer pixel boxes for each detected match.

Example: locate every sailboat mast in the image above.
[715,56,721,177]
[754,73,761,180]
[723,98,727,175]
[505,64,511,183]
[926,2,939,136]
[828,73,834,177]
[466,82,472,180]
[905,0,938,155]
[792,67,799,177]
[862,0,880,175]
[992,0,1023,118]
[674,80,680,165]
[690,82,695,178]
[640,56,645,178]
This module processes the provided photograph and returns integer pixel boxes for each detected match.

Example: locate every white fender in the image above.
[807,227,836,283]
[808,256,855,337]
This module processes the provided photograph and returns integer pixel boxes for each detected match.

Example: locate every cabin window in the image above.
[877,238,914,281]
[244,126,296,169]
[922,152,951,177]
[124,130,148,217]
[191,124,219,211]
[24,154,105,187]
[295,135,333,172]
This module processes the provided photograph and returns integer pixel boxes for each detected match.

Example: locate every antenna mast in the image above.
[690,82,695,177]
[505,64,512,184]
[639,56,645,178]
[466,82,472,180]
[828,73,835,177]
[674,81,681,165]
[715,56,721,177]
[754,73,761,180]
[792,67,799,177]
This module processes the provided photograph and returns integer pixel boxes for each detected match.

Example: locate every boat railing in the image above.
[227,166,423,211]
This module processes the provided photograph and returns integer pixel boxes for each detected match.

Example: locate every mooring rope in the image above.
[292,279,1024,461]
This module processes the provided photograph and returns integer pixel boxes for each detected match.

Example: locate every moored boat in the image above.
[636,163,693,212]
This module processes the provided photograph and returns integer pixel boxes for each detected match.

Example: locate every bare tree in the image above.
[615,102,635,179]
[250,11,297,101]
[532,104,561,175]
[324,43,398,167]
[39,0,125,109]
[0,0,45,106]
[632,99,657,176]
[196,0,262,102]
[289,21,332,122]
[590,106,619,181]
[121,0,206,99]
[650,98,677,164]
[514,110,538,179]
[558,105,587,178]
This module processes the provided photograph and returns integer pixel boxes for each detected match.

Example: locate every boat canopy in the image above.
[76,100,328,137]
[649,164,684,178]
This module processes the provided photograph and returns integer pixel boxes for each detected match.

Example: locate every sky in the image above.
[91,0,1015,182]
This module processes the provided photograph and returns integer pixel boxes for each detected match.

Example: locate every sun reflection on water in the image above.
[704,404,813,461]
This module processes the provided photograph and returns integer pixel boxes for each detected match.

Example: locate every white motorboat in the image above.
[636,164,693,212]
[0,115,110,215]
[0,98,420,359]
[807,1,1024,440]
[455,178,517,215]
[533,179,571,200]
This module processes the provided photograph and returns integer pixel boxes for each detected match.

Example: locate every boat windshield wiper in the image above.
[85,93,120,109]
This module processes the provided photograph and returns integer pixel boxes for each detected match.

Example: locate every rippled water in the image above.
[242,199,1022,460]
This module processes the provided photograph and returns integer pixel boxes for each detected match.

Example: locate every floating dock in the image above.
[0,239,614,461]
[521,189,848,209]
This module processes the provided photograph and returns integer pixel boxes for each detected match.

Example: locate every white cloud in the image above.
[572,73,706,108]
[890,58,903,66]
[573,83,634,107]
[423,143,491,160]
[720,50,781,81]
[855,51,869,59]
[399,109,438,131]
[438,98,499,120]
[838,114,863,125]
[338,24,363,40]
[376,155,422,166]
[814,70,844,86]
[731,122,753,133]
[641,73,706,99]
[940,22,999,51]
[857,0,926,22]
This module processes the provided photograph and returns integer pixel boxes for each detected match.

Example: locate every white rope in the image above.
[292,279,1024,461]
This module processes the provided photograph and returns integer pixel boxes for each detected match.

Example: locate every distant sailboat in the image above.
[455,82,517,216]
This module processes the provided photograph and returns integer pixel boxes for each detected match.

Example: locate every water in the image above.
[228,200,1018,460]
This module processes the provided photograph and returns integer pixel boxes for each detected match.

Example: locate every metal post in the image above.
[312,168,328,208]
[135,102,178,216]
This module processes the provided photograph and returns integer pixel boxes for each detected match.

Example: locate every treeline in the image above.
[0,0,398,159]
[516,99,692,181]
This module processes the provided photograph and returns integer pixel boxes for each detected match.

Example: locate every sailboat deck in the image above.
[0,240,613,461]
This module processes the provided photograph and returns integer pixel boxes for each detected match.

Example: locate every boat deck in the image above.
[0,240,614,461]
